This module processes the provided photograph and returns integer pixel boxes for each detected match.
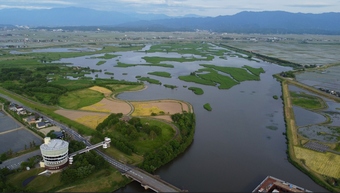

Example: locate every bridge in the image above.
[68,137,183,192]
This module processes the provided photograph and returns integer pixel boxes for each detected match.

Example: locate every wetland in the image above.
[1,32,339,192]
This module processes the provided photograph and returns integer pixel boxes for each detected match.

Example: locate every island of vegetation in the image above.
[188,87,204,95]
[203,103,212,111]
[179,64,265,90]
[147,71,172,78]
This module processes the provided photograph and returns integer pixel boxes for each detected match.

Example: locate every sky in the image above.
[0,0,339,16]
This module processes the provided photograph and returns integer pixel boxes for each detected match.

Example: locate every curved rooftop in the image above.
[40,139,68,151]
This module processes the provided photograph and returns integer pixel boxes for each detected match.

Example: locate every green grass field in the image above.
[58,88,104,109]
[147,71,172,78]
[51,78,94,91]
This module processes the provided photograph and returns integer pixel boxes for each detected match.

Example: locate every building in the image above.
[36,122,48,129]
[252,176,312,192]
[40,137,69,172]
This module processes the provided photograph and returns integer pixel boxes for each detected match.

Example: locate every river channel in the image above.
[57,45,327,191]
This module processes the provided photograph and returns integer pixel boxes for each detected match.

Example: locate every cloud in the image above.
[0,4,51,9]
[286,4,332,8]
[0,0,74,5]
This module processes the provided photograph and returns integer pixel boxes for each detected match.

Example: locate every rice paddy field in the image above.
[295,65,340,91]
[294,146,340,178]
[131,100,189,117]
[224,34,340,66]
[55,109,109,129]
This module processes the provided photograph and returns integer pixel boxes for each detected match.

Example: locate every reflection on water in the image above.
[10,47,100,54]
[293,106,326,127]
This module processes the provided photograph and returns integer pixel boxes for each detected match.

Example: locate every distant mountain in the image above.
[117,11,340,34]
[1,8,340,34]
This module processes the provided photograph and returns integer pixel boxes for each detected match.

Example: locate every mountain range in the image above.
[1,7,340,34]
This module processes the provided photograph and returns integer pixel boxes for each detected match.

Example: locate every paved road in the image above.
[0,149,41,170]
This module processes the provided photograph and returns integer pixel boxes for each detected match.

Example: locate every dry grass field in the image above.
[131,100,190,117]
[89,86,112,96]
[294,146,340,178]
[55,109,109,129]
[80,98,131,114]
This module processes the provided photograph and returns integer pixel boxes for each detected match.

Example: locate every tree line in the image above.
[140,112,195,172]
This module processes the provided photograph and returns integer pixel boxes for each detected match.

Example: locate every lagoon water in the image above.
[57,45,327,192]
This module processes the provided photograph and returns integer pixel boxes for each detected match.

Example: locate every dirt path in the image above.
[282,81,299,146]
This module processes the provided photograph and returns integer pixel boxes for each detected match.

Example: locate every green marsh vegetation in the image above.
[91,53,120,59]
[148,71,172,78]
[188,87,204,95]
[290,91,325,110]
[200,64,261,81]
[115,62,174,68]
[104,72,114,75]
[203,103,212,111]
[243,65,265,76]
[179,64,264,90]
[164,84,177,89]
[147,42,220,61]
[96,60,106,65]
[137,77,161,85]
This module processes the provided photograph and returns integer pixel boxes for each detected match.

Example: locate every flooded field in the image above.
[288,85,340,145]
[296,65,340,91]
[225,34,340,66]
